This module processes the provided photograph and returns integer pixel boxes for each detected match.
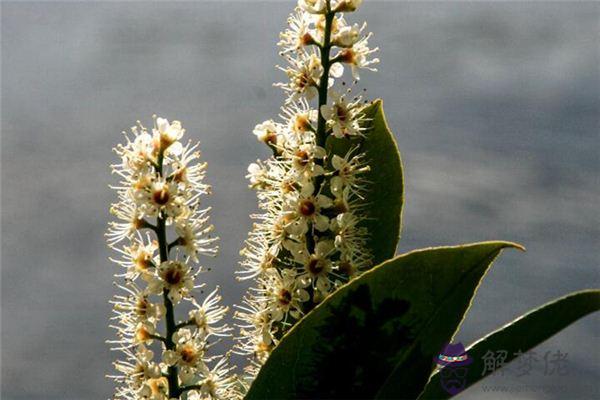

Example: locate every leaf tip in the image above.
[486,240,526,252]
[505,241,526,252]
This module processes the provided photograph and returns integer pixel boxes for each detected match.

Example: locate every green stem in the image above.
[168,237,183,253]
[175,319,196,330]
[315,4,335,148]
[304,2,335,308]
[180,384,203,393]
[310,4,335,248]
[149,333,168,343]
[155,149,181,398]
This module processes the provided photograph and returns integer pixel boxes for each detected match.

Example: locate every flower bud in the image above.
[156,117,184,150]
[335,0,363,13]
[253,120,279,145]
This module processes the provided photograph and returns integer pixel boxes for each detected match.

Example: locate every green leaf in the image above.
[245,241,523,400]
[418,289,600,400]
[326,99,404,266]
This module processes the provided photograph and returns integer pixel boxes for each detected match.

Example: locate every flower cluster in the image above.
[235,0,378,384]
[107,117,235,399]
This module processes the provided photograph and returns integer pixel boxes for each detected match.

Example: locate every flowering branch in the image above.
[235,0,378,389]
[107,117,235,399]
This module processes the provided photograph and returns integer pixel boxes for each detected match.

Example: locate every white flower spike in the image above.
[107,117,235,399]
[236,0,378,391]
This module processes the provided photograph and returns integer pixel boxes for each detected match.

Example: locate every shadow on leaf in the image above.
[296,284,417,399]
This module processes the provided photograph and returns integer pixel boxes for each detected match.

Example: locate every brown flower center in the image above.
[294,115,311,132]
[333,199,349,214]
[180,345,198,364]
[134,176,152,190]
[336,106,348,122]
[295,150,310,167]
[152,187,170,205]
[172,168,187,183]
[277,289,293,306]
[163,267,182,285]
[338,49,356,64]
[136,326,151,342]
[256,342,272,356]
[135,253,152,271]
[135,297,149,316]
[308,257,325,275]
[149,378,168,395]
[133,218,145,229]
[299,199,316,217]
[265,131,277,145]
[300,32,314,46]
[338,260,354,275]
[295,71,311,90]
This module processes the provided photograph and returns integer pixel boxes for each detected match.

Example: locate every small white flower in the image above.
[106,200,147,246]
[188,358,237,400]
[335,32,379,80]
[330,150,370,196]
[134,321,157,344]
[138,377,169,400]
[265,269,309,321]
[286,142,326,178]
[110,239,158,281]
[162,332,205,369]
[111,283,164,330]
[233,296,275,355]
[278,9,316,54]
[320,92,364,138]
[332,22,364,48]
[169,141,209,192]
[281,99,317,135]
[118,131,156,175]
[277,53,322,101]
[113,346,162,390]
[174,209,218,261]
[246,161,269,189]
[188,288,230,339]
[295,240,336,299]
[285,181,332,233]
[132,177,187,219]
[147,261,194,304]
[336,252,371,278]
[335,0,363,12]
[154,117,184,150]
[238,241,279,280]
[253,120,280,145]
[298,0,327,14]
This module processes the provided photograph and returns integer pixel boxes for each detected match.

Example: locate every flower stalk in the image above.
[107,117,235,399]
[235,0,379,388]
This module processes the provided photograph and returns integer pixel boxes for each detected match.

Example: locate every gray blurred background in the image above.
[2,1,599,399]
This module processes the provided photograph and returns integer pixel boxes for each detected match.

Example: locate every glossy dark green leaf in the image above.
[245,241,522,400]
[326,99,404,266]
[418,289,600,400]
